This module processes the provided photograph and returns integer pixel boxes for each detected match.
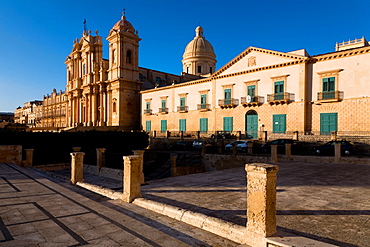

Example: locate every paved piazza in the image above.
[0,163,242,246]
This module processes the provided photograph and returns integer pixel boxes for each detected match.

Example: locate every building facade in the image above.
[141,36,370,138]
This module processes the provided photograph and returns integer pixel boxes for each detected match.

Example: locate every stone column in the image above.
[180,131,184,140]
[197,131,200,140]
[133,150,145,184]
[334,143,341,163]
[232,143,237,156]
[96,148,106,175]
[170,155,177,177]
[285,143,291,158]
[152,130,156,138]
[24,149,34,167]
[247,142,253,155]
[122,155,142,203]
[166,130,170,139]
[245,163,279,247]
[70,152,85,184]
[271,145,278,163]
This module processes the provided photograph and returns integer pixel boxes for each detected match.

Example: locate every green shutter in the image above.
[179,119,186,131]
[201,94,207,104]
[273,114,286,133]
[200,118,208,132]
[180,97,185,106]
[247,85,256,97]
[323,77,335,92]
[145,121,151,132]
[224,89,231,99]
[161,100,166,108]
[274,81,284,94]
[223,117,233,132]
[161,120,167,133]
[146,102,150,110]
[320,113,337,135]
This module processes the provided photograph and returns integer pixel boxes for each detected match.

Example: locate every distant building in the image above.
[0,112,14,123]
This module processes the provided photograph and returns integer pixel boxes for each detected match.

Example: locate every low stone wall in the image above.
[34,163,70,171]
[0,145,22,166]
[172,166,205,177]
[84,164,122,181]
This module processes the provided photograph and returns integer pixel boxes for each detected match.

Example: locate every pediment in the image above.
[213,47,308,77]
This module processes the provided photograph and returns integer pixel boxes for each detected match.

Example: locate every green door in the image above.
[320,113,337,135]
[145,120,151,132]
[161,120,167,133]
[246,111,258,139]
[223,117,233,132]
[273,114,286,133]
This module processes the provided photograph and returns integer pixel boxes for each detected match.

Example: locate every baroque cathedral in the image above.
[15,13,216,131]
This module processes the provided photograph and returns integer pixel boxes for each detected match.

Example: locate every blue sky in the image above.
[1,0,370,112]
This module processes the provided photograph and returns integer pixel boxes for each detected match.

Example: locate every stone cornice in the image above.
[312,46,370,62]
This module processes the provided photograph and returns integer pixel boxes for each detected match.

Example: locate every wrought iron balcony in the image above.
[177,106,189,112]
[317,91,343,102]
[158,107,169,114]
[197,104,211,111]
[241,96,264,107]
[144,109,152,115]
[218,98,239,109]
[267,93,294,105]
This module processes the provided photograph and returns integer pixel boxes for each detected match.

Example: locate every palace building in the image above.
[14,12,370,137]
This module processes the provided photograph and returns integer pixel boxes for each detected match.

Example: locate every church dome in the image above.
[182,26,216,76]
[183,26,216,59]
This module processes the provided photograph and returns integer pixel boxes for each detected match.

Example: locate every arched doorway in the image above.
[245,110,258,139]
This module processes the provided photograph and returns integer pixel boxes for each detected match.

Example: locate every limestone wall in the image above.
[0,145,22,166]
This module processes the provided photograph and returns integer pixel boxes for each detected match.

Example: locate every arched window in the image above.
[113,102,117,113]
[126,50,132,64]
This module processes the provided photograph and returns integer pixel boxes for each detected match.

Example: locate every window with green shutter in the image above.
[274,81,284,100]
[146,102,150,110]
[320,113,337,135]
[322,77,335,99]
[180,97,185,106]
[224,89,231,105]
[179,119,186,131]
[200,118,208,132]
[200,94,207,109]
[145,121,151,132]
[161,120,167,133]
[273,114,286,133]
[223,117,233,132]
[161,100,166,108]
[247,85,255,97]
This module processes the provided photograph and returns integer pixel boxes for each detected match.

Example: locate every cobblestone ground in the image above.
[0,163,243,246]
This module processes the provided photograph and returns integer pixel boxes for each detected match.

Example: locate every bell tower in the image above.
[106,12,141,81]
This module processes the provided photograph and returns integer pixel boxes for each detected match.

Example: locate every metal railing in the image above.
[218,98,239,107]
[177,106,189,112]
[197,104,211,110]
[158,108,169,114]
[267,93,294,102]
[241,96,264,105]
[317,91,343,101]
[144,109,152,114]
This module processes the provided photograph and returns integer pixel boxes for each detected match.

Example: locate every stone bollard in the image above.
[232,143,237,156]
[70,152,85,184]
[285,143,292,158]
[133,150,145,184]
[180,131,184,140]
[201,143,207,157]
[331,131,337,141]
[72,147,81,152]
[96,148,106,175]
[24,149,34,167]
[247,142,253,155]
[262,131,268,142]
[245,163,279,247]
[334,143,341,163]
[197,131,201,140]
[271,145,278,163]
[237,131,241,140]
[122,155,142,203]
[170,155,177,177]
[293,131,299,141]
[152,130,156,138]
[166,131,171,139]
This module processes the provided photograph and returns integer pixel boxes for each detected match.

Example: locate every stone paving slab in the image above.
[0,163,244,246]
[27,161,370,246]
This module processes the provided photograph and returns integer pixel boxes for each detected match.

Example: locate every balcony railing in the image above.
[159,107,169,114]
[177,106,189,112]
[267,93,294,105]
[241,96,264,107]
[144,109,152,115]
[218,98,239,108]
[317,91,343,101]
[197,104,211,111]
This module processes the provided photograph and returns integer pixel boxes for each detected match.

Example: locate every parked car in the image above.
[225,140,250,152]
[314,140,356,155]
[262,139,301,154]
[192,140,212,149]
[171,141,192,150]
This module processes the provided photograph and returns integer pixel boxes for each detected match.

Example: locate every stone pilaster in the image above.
[96,148,106,175]
[24,149,34,167]
[247,142,253,155]
[245,163,279,247]
[285,143,291,158]
[334,143,341,163]
[271,145,278,163]
[70,152,85,184]
[122,155,142,203]
[133,150,145,184]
